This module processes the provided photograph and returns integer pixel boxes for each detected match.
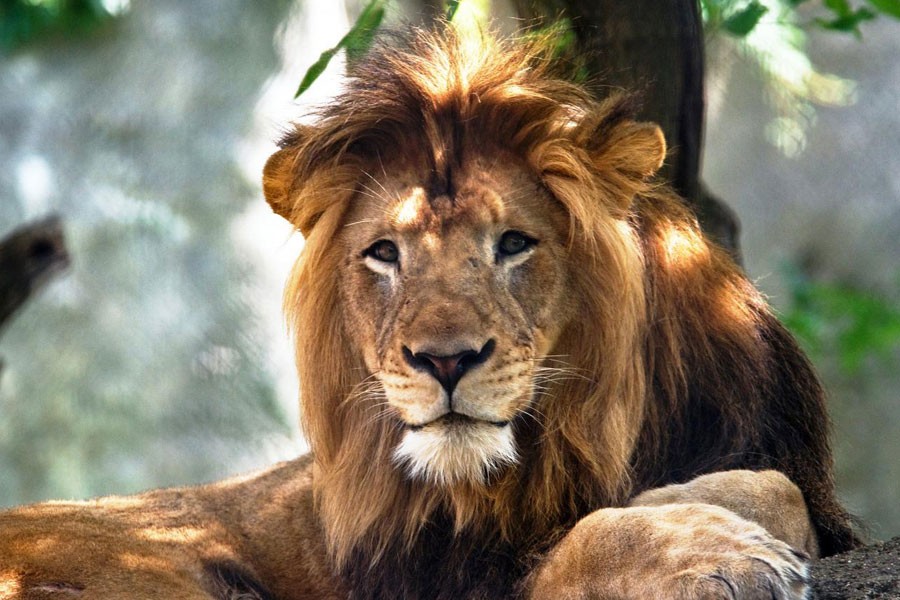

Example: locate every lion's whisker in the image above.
[357,182,386,203]
[335,186,380,201]
[344,219,377,228]
[361,169,390,197]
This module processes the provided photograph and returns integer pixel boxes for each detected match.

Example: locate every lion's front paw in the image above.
[529,504,810,600]
[670,530,809,600]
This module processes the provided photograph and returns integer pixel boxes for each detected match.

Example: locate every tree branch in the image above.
[0,216,70,381]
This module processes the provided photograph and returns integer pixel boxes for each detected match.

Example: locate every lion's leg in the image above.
[0,522,247,600]
[0,458,341,600]
[527,503,810,600]
[629,470,819,558]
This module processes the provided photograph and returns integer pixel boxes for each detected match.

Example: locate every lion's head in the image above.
[335,152,574,485]
[261,27,853,580]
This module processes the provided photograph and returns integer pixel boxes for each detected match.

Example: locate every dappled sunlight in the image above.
[661,224,710,270]
[656,220,759,329]
[714,282,760,329]
[0,481,258,597]
[81,496,149,510]
[136,525,206,544]
[12,535,61,556]
[0,573,21,599]
[422,232,440,250]
[117,552,174,573]
[393,189,427,226]
[205,456,313,506]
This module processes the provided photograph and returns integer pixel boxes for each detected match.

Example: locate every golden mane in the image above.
[264,26,856,588]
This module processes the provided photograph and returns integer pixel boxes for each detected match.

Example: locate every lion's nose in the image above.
[403,339,495,394]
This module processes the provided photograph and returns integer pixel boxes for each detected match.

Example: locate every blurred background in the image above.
[0,0,898,540]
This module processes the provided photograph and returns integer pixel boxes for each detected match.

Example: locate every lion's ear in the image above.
[263,126,349,236]
[262,125,321,227]
[263,146,298,223]
[588,121,667,181]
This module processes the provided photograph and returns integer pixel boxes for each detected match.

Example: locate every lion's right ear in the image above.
[262,146,298,223]
[263,126,360,236]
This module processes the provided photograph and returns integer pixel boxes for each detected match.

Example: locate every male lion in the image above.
[0,27,856,600]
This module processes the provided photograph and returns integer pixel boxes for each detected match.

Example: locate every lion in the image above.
[0,27,856,600]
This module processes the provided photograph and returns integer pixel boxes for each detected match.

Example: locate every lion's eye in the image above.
[364,240,400,263]
[498,231,536,257]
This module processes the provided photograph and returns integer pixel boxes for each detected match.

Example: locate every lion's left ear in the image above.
[588,120,667,181]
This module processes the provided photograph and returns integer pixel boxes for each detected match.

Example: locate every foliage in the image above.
[702,1,871,157]
[0,0,124,52]
[702,0,900,38]
[781,265,900,375]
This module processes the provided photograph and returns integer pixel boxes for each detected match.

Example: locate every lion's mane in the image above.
[265,27,856,599]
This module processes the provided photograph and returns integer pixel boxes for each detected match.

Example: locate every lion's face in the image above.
[336,151,573,485]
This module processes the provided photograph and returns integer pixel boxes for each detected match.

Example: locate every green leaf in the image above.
[824,0,853,16]
[294,0,387,98]
[446,0,461,21]
[294,47,338,98]
[815,7,877,34]
[722,1,769,36]
[866,0,900,18]
[342,0,386,63]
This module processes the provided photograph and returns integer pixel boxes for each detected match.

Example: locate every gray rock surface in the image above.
[813,537,900,599]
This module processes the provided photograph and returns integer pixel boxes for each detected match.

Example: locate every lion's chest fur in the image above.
[340,516,530,600]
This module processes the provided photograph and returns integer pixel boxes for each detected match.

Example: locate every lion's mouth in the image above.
[406,411,509,431]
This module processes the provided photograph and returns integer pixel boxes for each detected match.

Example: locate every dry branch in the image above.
[0,216,70,380]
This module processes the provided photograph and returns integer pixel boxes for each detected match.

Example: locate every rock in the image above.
[812,536,900,599]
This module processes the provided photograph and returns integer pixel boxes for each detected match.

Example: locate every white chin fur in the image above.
[393,422,518,485]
